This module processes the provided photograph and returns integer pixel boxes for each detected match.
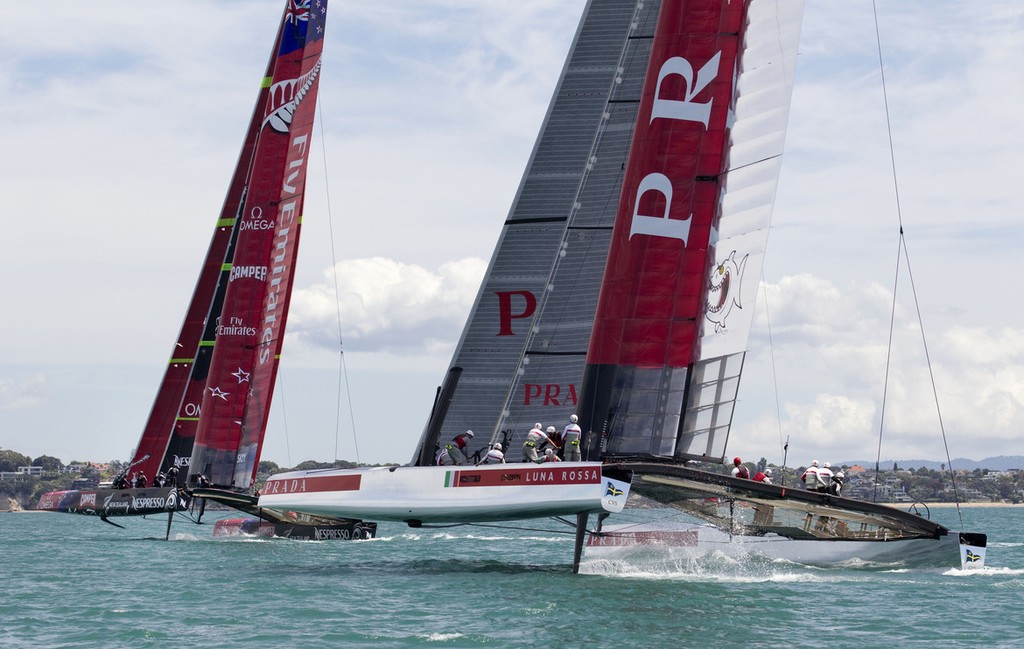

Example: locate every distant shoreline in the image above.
[913,501,1021,508]
[5,500,1020,514]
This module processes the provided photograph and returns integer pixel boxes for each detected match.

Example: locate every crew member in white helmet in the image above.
[481,442,505,464]
[817,462,834,493]
[753,467,773,484]
[522,423,545,463]
[801,460,820,490]
[445,429,474,465]
[545,426,559,453]
[829,470,845,496]
[561,414,582,461]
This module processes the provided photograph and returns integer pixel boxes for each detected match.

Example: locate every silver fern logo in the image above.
[263,57,322,133]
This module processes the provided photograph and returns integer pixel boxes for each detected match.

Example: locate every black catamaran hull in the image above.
[212,518,376,541]
[585,462,987,568]
[35,487,187,518]
[194,487,377,541]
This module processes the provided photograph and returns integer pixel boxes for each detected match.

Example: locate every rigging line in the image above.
[871,4,959,525]
[901,234,964,529]
[871,0,905,231]
[315,96,361,464]
[760,279,787,474]
[874,234,901,504]
[278,372,293,467]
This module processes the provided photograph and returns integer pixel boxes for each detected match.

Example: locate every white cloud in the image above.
[289,257,486,356]
[1,1,1022,466]
[0,375,46,411]
[735,271,1024,465]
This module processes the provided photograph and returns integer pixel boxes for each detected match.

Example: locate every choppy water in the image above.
[1,506,1021,648]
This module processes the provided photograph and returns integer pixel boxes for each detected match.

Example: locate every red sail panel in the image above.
[126,7,295,487]
[588,0,743,368]
[189,1,327,489]
[578,0,747,460]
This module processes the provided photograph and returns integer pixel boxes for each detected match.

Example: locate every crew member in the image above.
[561,414,582,461]
[731,457,750,479]
[817,462,835,493]
[446,430,474,465]
[801,460,821,490]
[522,423,545,463]
[829,471,845,496]
[481,442,505,465]
[753,468,773,484]
[436,447,451,465]
[542,448,562,463]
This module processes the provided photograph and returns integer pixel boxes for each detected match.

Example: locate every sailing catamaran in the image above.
[37,0,374,541]
[258,0,985,570]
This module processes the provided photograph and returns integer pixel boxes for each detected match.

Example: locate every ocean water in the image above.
[1,506,1021,648]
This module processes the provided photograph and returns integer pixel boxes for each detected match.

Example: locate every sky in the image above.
[1,1,1022,469]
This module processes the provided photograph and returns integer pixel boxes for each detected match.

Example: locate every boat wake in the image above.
[943,565,1024,577]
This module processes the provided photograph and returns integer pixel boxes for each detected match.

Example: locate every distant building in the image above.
[71,475,100,489]
[17,466,42,477]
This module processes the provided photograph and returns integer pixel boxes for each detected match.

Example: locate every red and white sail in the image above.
[578,0,803,462]
[188,0,328,489]
[128,1,330,487]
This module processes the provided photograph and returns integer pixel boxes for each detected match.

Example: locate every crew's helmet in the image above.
[733,457,742,465]
[465,429,475,438]
[570,414,578,423]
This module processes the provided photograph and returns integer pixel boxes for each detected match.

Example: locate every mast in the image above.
[411,0,666,465]
[188,0,329,489]
[127,2,298,486]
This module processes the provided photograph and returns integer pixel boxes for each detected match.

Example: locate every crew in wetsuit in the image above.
[522,423,545,463]
[829,471,845,496]
[561,414,582,461]
[816,462,834,492]
[801,460,820,490]
[436,447,451,465]
[446,430,474,465]
[731,458,749,479]
[481,442,505,464]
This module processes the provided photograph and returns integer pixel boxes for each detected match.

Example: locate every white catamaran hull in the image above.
[586,522,985,569]
[258,462,625,524]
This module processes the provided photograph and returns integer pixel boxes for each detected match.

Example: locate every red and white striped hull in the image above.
[258,462,623,524]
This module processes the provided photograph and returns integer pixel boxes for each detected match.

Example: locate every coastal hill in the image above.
[840,456,1024,472]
